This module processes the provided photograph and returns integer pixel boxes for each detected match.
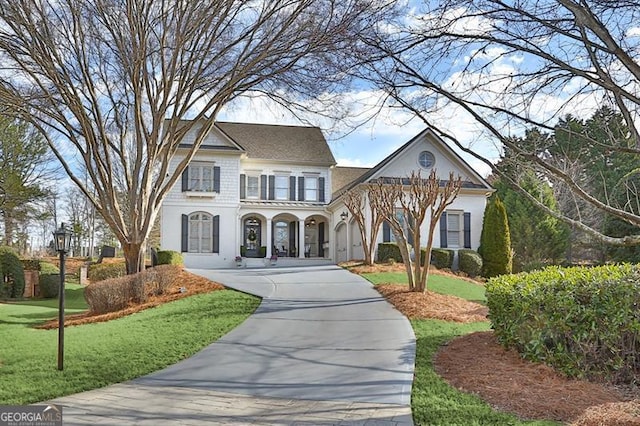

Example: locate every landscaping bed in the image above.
[349,262,639,425]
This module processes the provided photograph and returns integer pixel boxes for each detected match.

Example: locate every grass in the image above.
[362,271,487,303]
[0,286,259,405]
[362,270,560,425]
[411,319,558,426]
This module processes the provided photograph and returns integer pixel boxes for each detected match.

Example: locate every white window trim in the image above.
[188,162,216,193]
[246,174,260,199]
[446,210,463,248]
[275,175,289,200]
[304,175,319,202]
[188,212,213,253]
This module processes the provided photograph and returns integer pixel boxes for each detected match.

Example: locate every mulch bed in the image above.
[37,269,224,329]
[376,284,488,323]
[434,331,638,424]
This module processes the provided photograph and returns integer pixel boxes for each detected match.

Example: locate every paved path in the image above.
[50,265,415,425]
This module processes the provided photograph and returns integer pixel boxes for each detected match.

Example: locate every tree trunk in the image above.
[122,242,145,274]
[3,214,13,246]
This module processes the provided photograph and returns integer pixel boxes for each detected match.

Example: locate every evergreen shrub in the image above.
[486,264,640,383]
[377,243,402,263]
[157,250,184,266]
[479,195,512,277]
[0,246,25,298]
[458,249,482,277]
[88,262,126,282]
[431,248,454,269]
[39,274,60,298]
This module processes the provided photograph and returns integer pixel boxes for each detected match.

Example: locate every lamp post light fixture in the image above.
[52,223,73,371]
[340,211,348,221]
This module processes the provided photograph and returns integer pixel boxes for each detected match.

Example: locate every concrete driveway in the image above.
[50,265,415,425]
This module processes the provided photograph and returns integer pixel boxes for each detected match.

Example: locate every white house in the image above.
[160,121,493,268]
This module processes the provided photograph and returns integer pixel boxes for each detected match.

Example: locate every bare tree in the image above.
[369,170,461,292]
[0,0,392,273]
[343,187,385,265]
[359,0,640,249]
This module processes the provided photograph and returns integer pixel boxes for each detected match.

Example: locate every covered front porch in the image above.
[239,211,330,261]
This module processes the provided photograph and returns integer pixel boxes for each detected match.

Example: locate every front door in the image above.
[244,217,262,258]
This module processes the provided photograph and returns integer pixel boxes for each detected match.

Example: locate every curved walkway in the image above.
[50,265,415,425]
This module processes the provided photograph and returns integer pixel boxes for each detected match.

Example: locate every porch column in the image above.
[237,214,242,256]
[298,220,305,258]
[266,218,272,258]
[345,218,351,261]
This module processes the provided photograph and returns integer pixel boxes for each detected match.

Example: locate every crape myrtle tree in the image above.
[0,0,393,273]
[368,170,461,292]
[342,187,386,265]
[359,0,640,250]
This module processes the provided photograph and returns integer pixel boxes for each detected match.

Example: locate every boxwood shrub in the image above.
[88,262,127,282]
[458,249,482,277]
[39,274,60,298]
[486,264,640,383]
[157,250,184,266]
[430,248,454,269]
[377,243,402,263]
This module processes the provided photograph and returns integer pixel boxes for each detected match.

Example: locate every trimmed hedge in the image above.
[84,264,182,314]
[486,264,640,384]
[88,262,127,282]
[157,250,184,266]
[377,243,402,263]
[431,248,454,269]
[458,249,482,277]
[39,274,60,298]
[84,275,140,314]
[0,246,25,298]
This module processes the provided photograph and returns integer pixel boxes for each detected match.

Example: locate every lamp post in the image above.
[53,223,73,371]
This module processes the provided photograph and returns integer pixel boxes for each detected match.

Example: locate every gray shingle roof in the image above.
[331,166,371,197]
[216,122,336,165]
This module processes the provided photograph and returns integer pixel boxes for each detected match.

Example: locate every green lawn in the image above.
[362,271,560,425]
[362,271,487,303]
[0,286,259,404]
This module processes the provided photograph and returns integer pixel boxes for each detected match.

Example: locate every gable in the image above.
[181,121,240,149]
[373,130,488,187]
[330,128,492,202]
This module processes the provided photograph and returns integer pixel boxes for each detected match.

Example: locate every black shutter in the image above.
[319,177,325,202]
[298,176,305,201]
[212,215,220,253]
[383,221,390,242]
[463,212,471,249]
[289,176,296,201]
[181,168,189,191]
[318,222,325,257]
[240,174,246,199]
[440,212,448,248]
[260,175,267,199]
[213,166,220,193]
[268,175,275,200]
[289,222,296,256]
[181,214,188,252]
